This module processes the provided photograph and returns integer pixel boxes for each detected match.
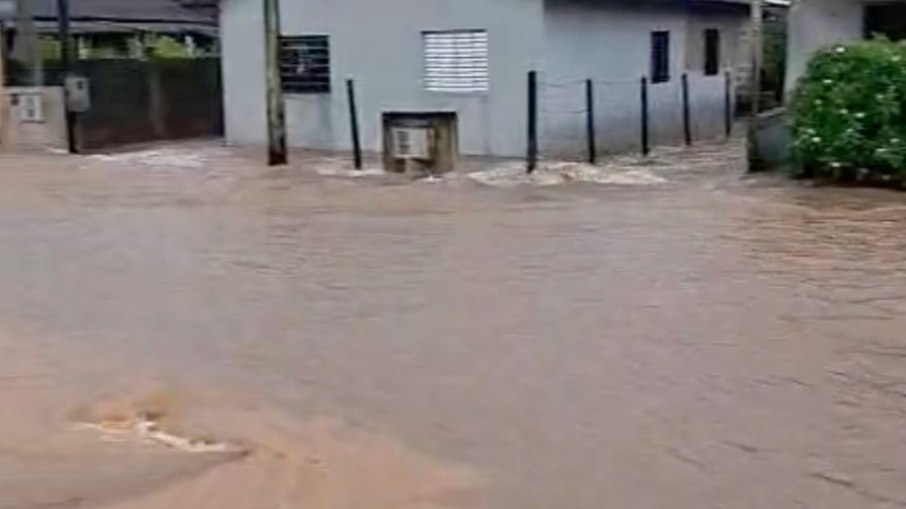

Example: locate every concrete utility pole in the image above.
[0,20,6,144]
[263,0,287,166]
[0,21,6,87]
[747,0,764,171]
[57,0,77,153]
[0,0,12,90]
[15,0,42,86]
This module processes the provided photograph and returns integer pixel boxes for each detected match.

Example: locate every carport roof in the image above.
[0,0,216,27]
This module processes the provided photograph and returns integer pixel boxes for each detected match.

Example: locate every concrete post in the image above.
[15,0,42,87]
[0,22,7,145]
[57,0,78,153]
[149,60,166,139]
[263,0,287,166]
[749,0,764,117]
[747,0,764,171]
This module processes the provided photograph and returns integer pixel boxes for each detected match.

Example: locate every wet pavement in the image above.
[1,141,906,508]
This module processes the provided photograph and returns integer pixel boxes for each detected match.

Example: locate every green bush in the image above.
[791,38,906,186]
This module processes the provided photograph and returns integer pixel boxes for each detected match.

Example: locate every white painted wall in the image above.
[221,0,749,159]
[0,87,68,152]
[221,0,544,157]
[786,0,864,90]
[541,0,746,155]
[220,0,268,148]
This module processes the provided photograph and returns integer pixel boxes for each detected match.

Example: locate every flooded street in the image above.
[2,142,906,508]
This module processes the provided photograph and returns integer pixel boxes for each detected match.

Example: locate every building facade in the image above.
[221,0,754,158]
[786,0,906,90]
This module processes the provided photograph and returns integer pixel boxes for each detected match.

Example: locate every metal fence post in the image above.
[527,70,538,173]
[682,73,692,147]
[346,78,362,170]
[585,78,596,164]
[640,76,650,157]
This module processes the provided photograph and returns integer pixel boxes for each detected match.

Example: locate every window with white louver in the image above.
[423,30,489,93]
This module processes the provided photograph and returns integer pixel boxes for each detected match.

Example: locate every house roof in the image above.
[586,0,789,9]
[724,0,790,5]
[0,0,216,27]
[685,0,790,7]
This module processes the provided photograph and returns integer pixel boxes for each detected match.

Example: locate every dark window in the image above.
[864,5,906,41]
[651,31,671,84]
[704,29,720,76]
[280,35,331,94]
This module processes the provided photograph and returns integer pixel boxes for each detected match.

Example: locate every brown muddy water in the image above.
[1,142,906,509]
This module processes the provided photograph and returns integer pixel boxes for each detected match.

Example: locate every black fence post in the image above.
[346,78,362,170]
[724,71,733,138]
[585,79,596,164]
[682,73,692,147]
[640,76,650,157]
[527,70,538,173]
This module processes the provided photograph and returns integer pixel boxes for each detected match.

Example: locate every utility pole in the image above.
[57,0,77,153]
[0,23,4,80]
[0,20,6,144]
[0,19,6,89]
[263,0,287,166]
[15,0,42,86]
[747,0,764,171]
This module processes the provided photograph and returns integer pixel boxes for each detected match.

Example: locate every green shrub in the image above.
[791,38,906,186]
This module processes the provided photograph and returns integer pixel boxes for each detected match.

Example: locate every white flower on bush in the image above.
[835,46,847,54]
[830,161,843,169]
[811,136,822,143]
[855,112,866,119]
[823,79,834,85]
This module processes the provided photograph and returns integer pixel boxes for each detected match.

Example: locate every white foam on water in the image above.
[77,419,240,454]
[316,167,387,178]
[89,149,208,169]
[467,161,668,188]
[314,158,386,177]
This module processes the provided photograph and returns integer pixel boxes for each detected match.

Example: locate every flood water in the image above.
[2,143,906,509]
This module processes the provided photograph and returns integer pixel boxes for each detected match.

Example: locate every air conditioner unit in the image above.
[392,127,431,159]
[382,112,458,175]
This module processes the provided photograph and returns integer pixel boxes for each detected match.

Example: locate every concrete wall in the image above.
[786,0,864,91]
[221,0,544,157]
[0,87,68,152]
[752,108,791,170]
[541,0,746,155]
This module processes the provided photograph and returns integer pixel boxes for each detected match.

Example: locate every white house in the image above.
[787,0,906,90]
[221,0,760,158]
